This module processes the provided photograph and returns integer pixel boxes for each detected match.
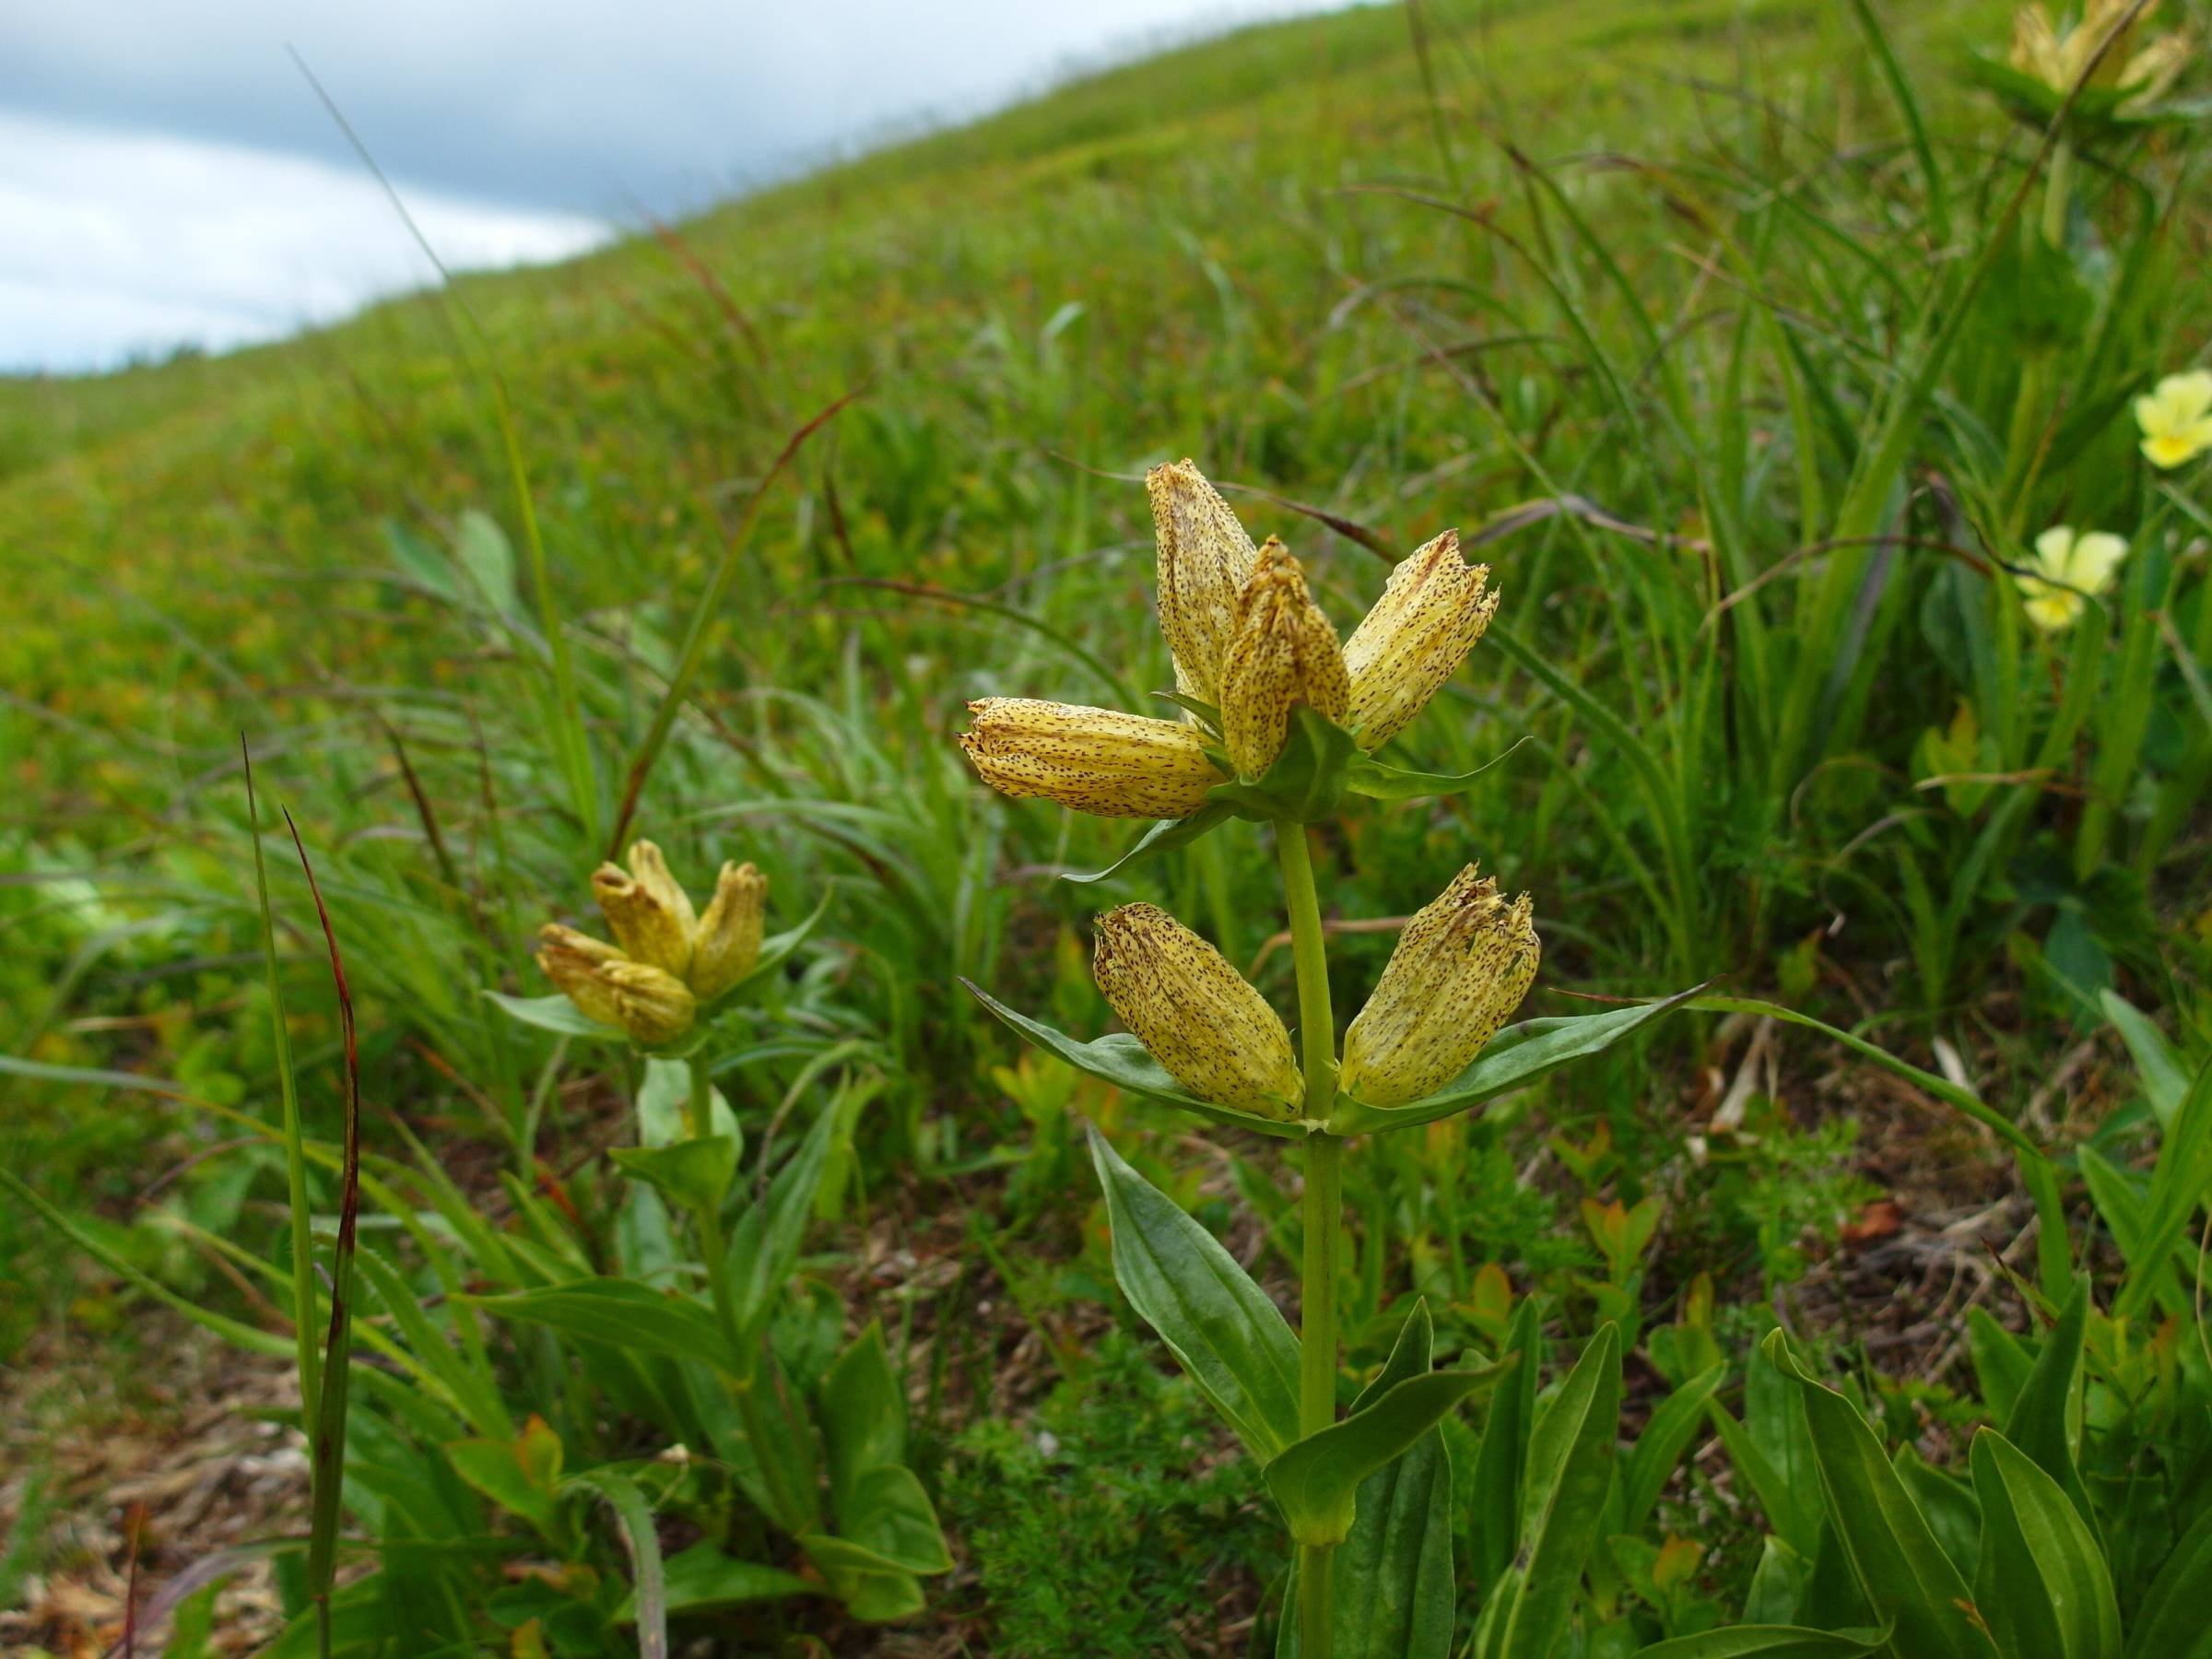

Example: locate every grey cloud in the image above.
[2,1,1323,219]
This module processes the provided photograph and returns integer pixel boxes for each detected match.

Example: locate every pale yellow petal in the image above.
[2062,531,2129,594]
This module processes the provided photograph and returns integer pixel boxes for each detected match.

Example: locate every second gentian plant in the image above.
[959,460,1692,1656]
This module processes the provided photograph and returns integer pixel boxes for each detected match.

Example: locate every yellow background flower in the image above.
[2016,525,2129,632]
[2136,370,2212,469]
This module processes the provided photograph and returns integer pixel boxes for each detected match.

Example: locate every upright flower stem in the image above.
[685,1051,815,1533]
[685,1053,739,1341]
[1277,825,1340,1659]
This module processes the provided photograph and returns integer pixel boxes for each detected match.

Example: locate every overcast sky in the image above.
[4,1,1343,374]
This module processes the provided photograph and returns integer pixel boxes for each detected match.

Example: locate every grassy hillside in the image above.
[5,0,2209,1650]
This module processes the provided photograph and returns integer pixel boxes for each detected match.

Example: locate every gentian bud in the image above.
[690,861,769,1001]
[959,698,1227,818]
[1340,867,1539,1109]
[537,924,698,1045]
[1216,540,1349,778]
[593,841,698,978]
[1342,529,1499,751]
[1091,903,1303,1120]
[1149,458,1262,711]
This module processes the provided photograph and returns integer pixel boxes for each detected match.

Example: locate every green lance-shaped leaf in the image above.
[968,983,1311,1140]
[609,1135,740,1214]
[1062,801,1236,885]
[1341,736,1526,801]
[1763,1332,1997,1659]
[1265,1356,1512,1547]
[726,1102,840,1343]
[1329,989,1700,1137]
[815,1323,952,1581]
[1487,1324,1623,1659]
[1970,1430,2121,1659]
[448,1416,565,1536]
[619,1540,817,1618]
[2114,1058,2212,1324]
[466,1278,735,1371]
[1892,1443,1982,1584]
[797,1533,928,1624]
[1470,1298,1544,1594]
[2127,1503,2212,1659]
[1277,1300,1458,1659]
[487,989,632,1042]
[2098,989,2190,1128]
[1620,1362,1726,1535]
[1965,1307,2032,1422]
[818,1322,907,1507]
[1742,1537,1808,1625]
[2003,1278,2095,1532]
[1631,1627,1892,1659]
[1087,1126,1302,1462]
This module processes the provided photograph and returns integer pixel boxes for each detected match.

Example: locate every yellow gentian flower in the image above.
[1151,458,1262,711]
[2017,525,2129,632]
[2136,370,2212,469]
[2009,0,2194,111]
[1217,539,1350,777]
[960,460,1504,816]
[1091,903,1304,1119]
[538,840,776,1041]
[1339,866,1538,1108]
[537,925,698,1046]
[1342,529,1499,751]
[960,699,1226,818]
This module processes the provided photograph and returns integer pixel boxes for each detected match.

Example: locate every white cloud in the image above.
[1,1,1358,371]
[0,112,606,371]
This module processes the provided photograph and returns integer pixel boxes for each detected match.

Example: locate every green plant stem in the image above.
[1999,140,2076,536]
[684,1054,739,1342]
[686,1053,814,1535]
[1277,826,1340,1659]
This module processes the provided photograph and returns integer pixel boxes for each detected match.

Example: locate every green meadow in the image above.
[4,0,2209,1653]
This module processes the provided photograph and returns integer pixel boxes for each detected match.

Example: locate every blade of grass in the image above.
[283,807,362,1659]
[606,386,863,856]
[1688,994,2045,1161]
[1844,0,1950,248]
[288,48,601,847]
[244,741,322,1432]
